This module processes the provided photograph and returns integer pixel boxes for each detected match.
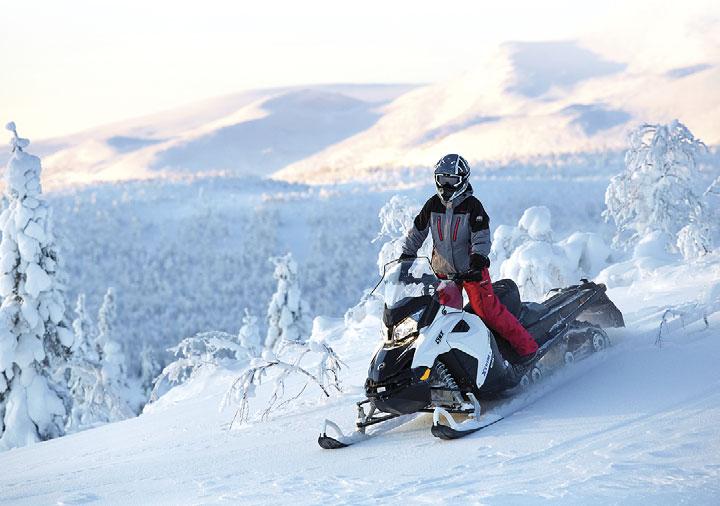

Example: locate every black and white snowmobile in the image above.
[318,257,624,448]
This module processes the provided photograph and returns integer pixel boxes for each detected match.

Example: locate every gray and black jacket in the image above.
[401,185,491,275]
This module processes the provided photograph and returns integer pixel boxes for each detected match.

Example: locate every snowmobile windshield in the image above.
[436,280,463,310]
[381,258,439,310]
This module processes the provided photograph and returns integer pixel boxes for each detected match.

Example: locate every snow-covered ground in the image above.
[1,258,718,504]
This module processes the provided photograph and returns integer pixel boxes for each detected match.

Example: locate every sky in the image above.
[2,0,718,140]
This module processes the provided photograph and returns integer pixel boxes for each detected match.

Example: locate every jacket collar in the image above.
[442,183,473,208]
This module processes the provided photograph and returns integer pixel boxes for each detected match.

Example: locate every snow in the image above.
[24,262,51,298]
[518,206,552,241]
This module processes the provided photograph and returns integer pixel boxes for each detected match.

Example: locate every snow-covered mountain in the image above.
[32,84,416,190]
[274,41,720,184]
[26,40,720,191]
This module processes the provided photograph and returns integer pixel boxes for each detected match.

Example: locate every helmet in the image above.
[434,154,470,202]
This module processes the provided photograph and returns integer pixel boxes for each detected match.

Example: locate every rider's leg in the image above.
[464,269,538,357]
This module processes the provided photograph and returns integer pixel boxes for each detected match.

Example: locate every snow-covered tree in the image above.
[676,224,712,260]
[604,120,710,256]
[71,293,97,361]
[149,331,244,402]
[373,195,430,272]
[0,122,74,449]
[265,254,311,352]
[493,207,611,300]
[237,308,262,358]
[224,258,344,427]
[223,332,344,427]
[97,288,126,388]
[139,344,160,398]
[65,347,135,433]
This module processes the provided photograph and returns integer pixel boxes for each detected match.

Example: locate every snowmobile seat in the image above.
[518,302,545,327]
[491,279,522,318]
[464,278,522,319]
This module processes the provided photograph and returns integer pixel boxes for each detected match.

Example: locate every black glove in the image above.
[399,253,416,261]
[470,254,490,270]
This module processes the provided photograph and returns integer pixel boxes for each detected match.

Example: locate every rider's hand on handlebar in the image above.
[470,254,490,270]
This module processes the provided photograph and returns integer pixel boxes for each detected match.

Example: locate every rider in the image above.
[400,154,538,363]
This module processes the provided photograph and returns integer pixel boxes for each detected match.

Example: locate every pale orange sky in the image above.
[2,0,718,140]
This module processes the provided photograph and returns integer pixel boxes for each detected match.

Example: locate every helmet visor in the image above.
[435,174,463,187]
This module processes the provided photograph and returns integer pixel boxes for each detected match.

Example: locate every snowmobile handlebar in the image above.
[447,270,487,283]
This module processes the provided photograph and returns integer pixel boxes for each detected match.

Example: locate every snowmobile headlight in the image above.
[391,317,419,343]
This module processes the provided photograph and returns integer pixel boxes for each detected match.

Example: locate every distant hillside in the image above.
[29,84,416,190]
[17,40,719,191]
[273,41,719,184]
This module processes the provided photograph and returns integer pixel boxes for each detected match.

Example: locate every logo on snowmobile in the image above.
[435,331,444,344]
[378,362,385,370]
[481,353,492,377]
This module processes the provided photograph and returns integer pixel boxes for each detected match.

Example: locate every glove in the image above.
[470,254,490,270]
[399,253,416,261]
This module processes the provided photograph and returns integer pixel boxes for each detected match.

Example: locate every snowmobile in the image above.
[318,257,624,448]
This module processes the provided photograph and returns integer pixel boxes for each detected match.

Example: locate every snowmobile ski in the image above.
[318,414,417,449]
[431,416,503,440]
[430,393,503,440]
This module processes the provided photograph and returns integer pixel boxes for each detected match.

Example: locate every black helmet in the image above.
[434,154,470,202]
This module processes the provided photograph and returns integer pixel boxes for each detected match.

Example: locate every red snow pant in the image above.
[463,269,538,357]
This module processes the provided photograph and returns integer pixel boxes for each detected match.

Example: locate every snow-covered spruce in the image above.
[65,291,135,431]
[0,123,74,449]
[237,308,262,358]
[97,288,126,390]
[139,344,160,398]
[65,352,133,432]
[71,293,97,360]
[265,254,311,353]
[604,120,711,259]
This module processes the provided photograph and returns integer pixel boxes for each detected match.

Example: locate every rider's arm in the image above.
[401,198,433,256]
[469,199,491,257]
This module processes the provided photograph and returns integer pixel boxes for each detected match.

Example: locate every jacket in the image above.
[401,185,491,275]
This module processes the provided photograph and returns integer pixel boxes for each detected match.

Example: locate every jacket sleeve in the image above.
[470,199,491,257]
[401,198,432,256]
